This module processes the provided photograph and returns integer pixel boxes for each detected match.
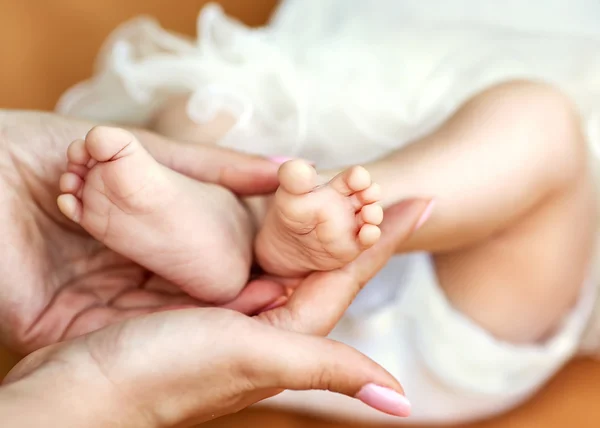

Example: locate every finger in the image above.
[131,128,281,195]
[110,289,205,309]
[258,198,433,336]
[246,324,411,417]
[126,274,287,315]
[220,280,287,315]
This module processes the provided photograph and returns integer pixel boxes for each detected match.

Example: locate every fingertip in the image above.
[381,198,435,236]
[268,156,295,165]
[355,384,411,417]
[260,296,288,312]
[414,199,435,231]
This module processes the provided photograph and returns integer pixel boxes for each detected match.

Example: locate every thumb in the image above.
[246,324,412,417]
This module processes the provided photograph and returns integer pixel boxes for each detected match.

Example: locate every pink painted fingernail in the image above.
[415,199,435,231]
[355,384,411,417]
[268,156,316,167]
[268,156,295,165]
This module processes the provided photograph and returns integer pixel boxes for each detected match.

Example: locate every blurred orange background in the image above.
[1,1,600,427]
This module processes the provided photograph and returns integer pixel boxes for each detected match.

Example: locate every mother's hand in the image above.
[2,199,429,427]
[0,110,282,354]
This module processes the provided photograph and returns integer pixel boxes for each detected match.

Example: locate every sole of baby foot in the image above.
[255,159,383,277]
[57,126,252,303]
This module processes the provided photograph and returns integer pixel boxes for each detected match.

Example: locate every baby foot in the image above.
[255,160,383,277]
[57,126,253,303]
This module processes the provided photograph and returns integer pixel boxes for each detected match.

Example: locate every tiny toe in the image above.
[67,139,91,165]
[330,165,371,195]
[350,183,383,210]
[59,172,83,194]
[278,159,318,195]
[347,166,372,191]
[360,204,384,225]
[357,183,382,204]
[67,162,90,178]
[85,126,138,162]
[358,224,381,248]
[57,194,83,223]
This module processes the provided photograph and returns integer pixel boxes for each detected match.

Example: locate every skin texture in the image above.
[0,111,284,354]
[255,160,383,277]
[0,110,431,427]
[1,200,429,427]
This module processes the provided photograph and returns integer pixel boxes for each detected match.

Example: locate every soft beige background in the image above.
[1,1,600,427]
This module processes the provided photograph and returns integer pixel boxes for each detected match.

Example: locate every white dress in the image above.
[57,1,600,424]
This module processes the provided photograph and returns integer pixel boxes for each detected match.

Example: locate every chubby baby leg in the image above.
[430,82,595,344]
[329,81,597,344]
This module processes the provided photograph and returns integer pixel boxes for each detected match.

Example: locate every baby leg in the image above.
[57,126,254,303]
[329,81,597,343]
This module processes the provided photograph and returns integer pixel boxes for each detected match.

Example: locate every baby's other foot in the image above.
[255,160,383,277]
[57,126,252,303]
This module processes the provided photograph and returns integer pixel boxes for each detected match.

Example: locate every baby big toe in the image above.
[278,160,318,195]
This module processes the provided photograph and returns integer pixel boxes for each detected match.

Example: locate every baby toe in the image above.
[350,183,383,211]
[346,166,372,192]
[67,139,91,166]
[329,165,372,196]
[278,159,318,195]
[59,172,84,196]
[360,204,384,225]
[85,126,140,162]
[57,194,83,223]
[358,224,381,248]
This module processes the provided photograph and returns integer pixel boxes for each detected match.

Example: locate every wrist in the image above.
[0,360,155,428]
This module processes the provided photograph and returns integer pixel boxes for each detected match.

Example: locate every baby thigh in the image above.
[433,81,597,345]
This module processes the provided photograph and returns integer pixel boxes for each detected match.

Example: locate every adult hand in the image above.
[0,110,282,354]
[1,200,430,427]
[255,199,432,337]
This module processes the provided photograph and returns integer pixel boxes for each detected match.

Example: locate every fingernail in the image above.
[268,156,316,167]
[414,199,435,231]
[268,156,295,165]
[355,384,411,417]
[261,296,288,312]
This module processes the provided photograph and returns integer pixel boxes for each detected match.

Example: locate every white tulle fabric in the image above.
[57,0,600,169]
[57,0,600,423]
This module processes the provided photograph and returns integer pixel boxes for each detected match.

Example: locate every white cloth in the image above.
[57,0,600,169]
[265,253,597,424]
[56,0,600,423]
